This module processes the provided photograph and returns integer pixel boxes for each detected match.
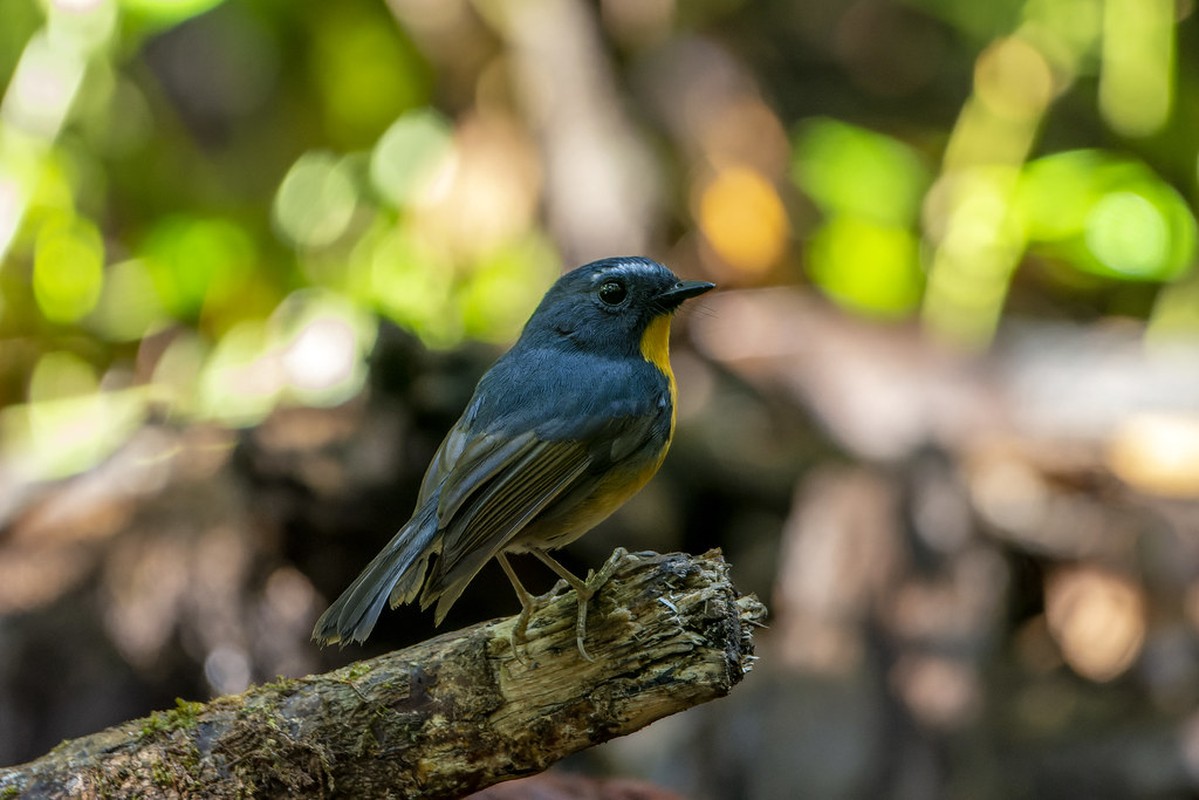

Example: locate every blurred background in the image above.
[2,0,1199,796]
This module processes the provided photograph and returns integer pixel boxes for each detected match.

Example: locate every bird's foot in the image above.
[569,547,629,661]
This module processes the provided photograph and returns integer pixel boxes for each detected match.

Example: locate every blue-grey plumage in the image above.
[311,257,714,655]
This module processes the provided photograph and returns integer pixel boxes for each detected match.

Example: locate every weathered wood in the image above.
[0,549,765,799]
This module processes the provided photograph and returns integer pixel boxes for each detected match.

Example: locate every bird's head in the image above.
[521,257,715,357]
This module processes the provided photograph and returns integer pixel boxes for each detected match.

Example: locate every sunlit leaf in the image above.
[370,109,453,209]
[272,151,358,249]
[793,118,930,226]
[311,5,432,146]
[33,215,105,324]
[88,258,168,341]
[808,216,924,318]
[459,234,559,343]
[140,216,256,321]
[197,319,278,426]
[118,0,228,28]
[1016,151,1196,282]
[2,388,147,480]
[348,224,460,347]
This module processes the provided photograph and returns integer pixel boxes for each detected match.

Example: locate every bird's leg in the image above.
[531,547,628,661]
[496,553,536,660]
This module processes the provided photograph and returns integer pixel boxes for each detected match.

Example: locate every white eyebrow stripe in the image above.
[592,260,659,284]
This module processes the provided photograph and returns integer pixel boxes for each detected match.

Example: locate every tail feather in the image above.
[311,501,439,646]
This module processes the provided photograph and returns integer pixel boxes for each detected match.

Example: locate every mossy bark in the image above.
[0,549,765,799]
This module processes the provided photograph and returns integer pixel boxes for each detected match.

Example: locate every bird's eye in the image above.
[598,280,627,305]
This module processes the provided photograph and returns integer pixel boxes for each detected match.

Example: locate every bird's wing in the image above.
[415,395,482,508]
[436,431,594,568]
[418,408,664,620]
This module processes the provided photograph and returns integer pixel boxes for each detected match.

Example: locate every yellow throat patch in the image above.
[640,314,677,432]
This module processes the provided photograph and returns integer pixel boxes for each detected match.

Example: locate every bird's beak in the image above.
[656,279,716,309]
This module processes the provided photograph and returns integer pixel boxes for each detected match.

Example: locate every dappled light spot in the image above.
[890,655,981,730]
[204,644,251,695]
[29,350,97,403]
[1,389,147,481]
[792,117,929,227]
[1108,413,1199,498]
[700,97,789,177]
[103,534,192,669]
[807,216,923,318]
[370,108,453,208]
[197,320,282,426]
[89,258,169,342]
[697,166,788,276]
[974,36,1054,121]
[921,166,1024,347]
[1018,151,1196,283]
[147,331,209,414]
[310,5,431,144]
[408,113,543,260]
[1086,192,1170,278]
[256,567,321,679]
[282,316,359,396]
[141,216,257,322]
[775,469,900,673]
[272,151,358,249]
[0,174,21,260]
[350,226,459,345]
[456,234,559,343]
[1099,0,1173,137]
[1,33,85,139]
[1046,566,1146,682]
[1147,279,1199,346]
[970,456,1051,537]
[275,289,375,407]
[0,546,91,614]
[33,215,104,324]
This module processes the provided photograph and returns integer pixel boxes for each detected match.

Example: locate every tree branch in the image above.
[1,549,765,799]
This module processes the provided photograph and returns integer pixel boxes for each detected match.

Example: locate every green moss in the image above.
[257,676,295,693]
[1,785,21,799]
[346,661,373,680]
[150,760,173,789]
[139,698,205,739]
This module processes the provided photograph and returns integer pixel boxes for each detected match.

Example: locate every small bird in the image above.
[312,257,714,658]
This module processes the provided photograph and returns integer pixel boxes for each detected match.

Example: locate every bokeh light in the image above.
[807,217,923,318]
[792,118,929,317]
[1046,566,1146,683]
[272,151,358,249]
[1099,0,1173,137]
[1017,150,1197,283]
[88,258,168,341]
[310,3,430,145]
[33,214,104,323]
[274,289,375,407]
[140,216,257,322]
[369,109,453,208]
[1108,413,1199,498]
[793,117,929,227]
[697,166,788,276]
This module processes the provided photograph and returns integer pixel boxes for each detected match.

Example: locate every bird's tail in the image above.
[311,500,439,646]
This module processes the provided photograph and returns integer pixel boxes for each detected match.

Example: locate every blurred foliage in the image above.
[1,0,1197,480]
[1,0,1199,792]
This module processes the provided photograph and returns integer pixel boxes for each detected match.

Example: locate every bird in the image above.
[311,256,714,659]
